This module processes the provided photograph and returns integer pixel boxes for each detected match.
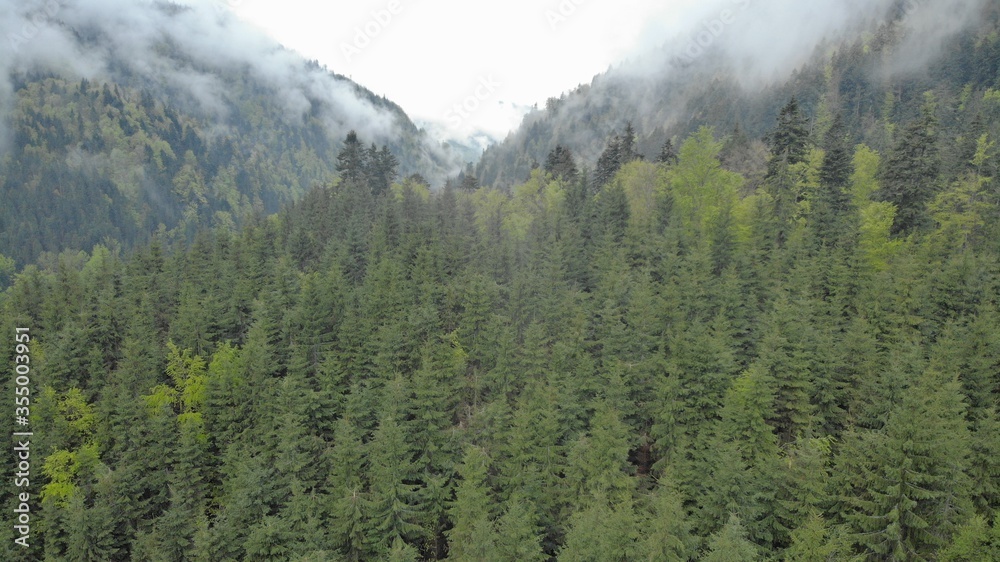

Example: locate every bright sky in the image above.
[226,0,701,141]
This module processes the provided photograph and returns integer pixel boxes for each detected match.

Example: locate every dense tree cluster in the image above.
[0,71,430,268]
[3,102,1000,560]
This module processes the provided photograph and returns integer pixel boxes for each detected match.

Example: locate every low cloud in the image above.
[0,0,437,162]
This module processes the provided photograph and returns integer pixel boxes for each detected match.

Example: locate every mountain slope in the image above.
[474,0,1000,189]
[0,0,458,266]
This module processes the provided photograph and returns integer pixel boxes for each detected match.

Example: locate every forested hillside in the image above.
[4,1,1000,561]
[474,1,1000,190]
[3,79,1000,559]
[0,1,457,268]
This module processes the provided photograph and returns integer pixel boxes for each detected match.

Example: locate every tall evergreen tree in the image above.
[841,367,973,560]
[544,144,579,183]
[336,130,368,186]
[767,97,810,171]
[657,137,679,166]
[876,97,941,235]
[814,113,855,244]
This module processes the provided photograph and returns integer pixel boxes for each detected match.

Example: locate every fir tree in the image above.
[544,144,579,183]
[876,96,941,235]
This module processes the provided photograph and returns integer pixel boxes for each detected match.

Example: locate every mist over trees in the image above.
[5,74,1000,558]
[2,1,1000,561]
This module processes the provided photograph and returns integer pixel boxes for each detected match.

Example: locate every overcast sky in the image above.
[225,0,706,140]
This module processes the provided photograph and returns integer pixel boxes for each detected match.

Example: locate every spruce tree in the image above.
[767,97,810,172]
[544,144,579,183]
[842,367,973,560]
[336,131,368,186]
[876,97,940,235]
[814,114,854,244]
[657,137,679,166]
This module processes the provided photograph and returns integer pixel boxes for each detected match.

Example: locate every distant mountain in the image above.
[0,0,458,266]
[474,0,1000,189]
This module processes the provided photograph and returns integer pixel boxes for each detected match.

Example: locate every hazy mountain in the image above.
[5,2,1000,561]
[474,0,999,189]
[0,0,461,266]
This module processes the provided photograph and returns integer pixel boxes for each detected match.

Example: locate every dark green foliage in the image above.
[657,138,679,166]
[814,114,856,244]
[336,131,368,186]
[593,122,643,189]
[5,25,1000,560]
[544,145,579,183]
[767,97,811,170]
[0,74,419,267]
[876,103,941,235]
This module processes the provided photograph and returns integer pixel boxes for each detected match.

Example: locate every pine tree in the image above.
[841,367,974,560]
[493,499,547,562]
[336,130,368,186]
[814,113,855,244]
[459,163,479,191]
[939,515,1000,562]
[641,481,697,562]
[783,512,848,562]
[364,413,423,556]
[446,446,497,562]
[876,96,940,235]
[368,144,399,197]
[544,144,579,183]
[327,416,368,560]
[559,497,644,562]
[657,138,679,166]
[767,97,810,172]
[594,122,643,189]
[702,514,759,562]
[565,403,634,504]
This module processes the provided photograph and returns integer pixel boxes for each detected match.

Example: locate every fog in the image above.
[1,0,990,183]
[0,0,423,155]
[475,0,992,187]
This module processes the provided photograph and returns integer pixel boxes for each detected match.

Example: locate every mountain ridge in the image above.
[473,0,1000,189]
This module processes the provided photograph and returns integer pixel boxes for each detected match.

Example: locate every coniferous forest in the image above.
[3,2,1000,562]
[5,98,1000,560]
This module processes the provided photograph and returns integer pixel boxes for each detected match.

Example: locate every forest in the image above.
[3,77,1000,559]
[0,68,449,269]
[4,2,1000,561]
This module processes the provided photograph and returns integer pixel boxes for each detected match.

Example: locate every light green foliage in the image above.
[472,188,509,239]
[503,168,566,241]
[928,133,994,252]
[858,201,902,270]
[669,127,743,241]
[928,174,991,252]
[392,177,431,203]
[850,144,881,207]
[939,515,1000,561]
[144,342,208,421]
[616,160,671,229]
[40,443,101,507]
[702,514,759,562]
